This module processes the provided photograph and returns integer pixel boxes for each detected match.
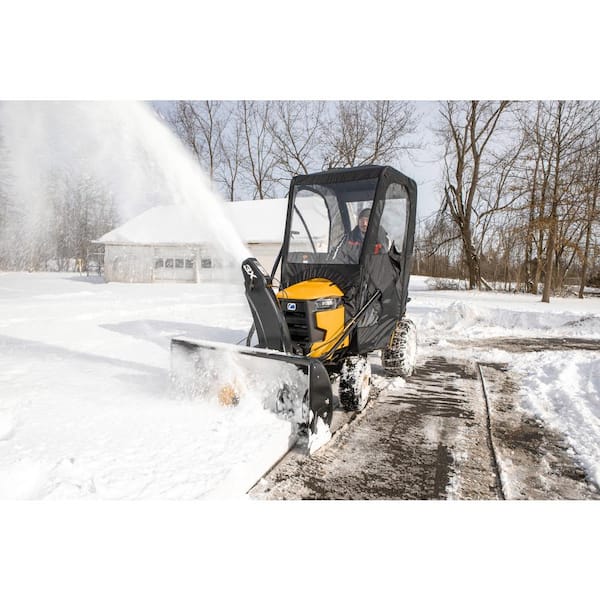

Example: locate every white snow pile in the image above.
[413,290,600,340]
[513,351,600,488]
[306,416,332,455]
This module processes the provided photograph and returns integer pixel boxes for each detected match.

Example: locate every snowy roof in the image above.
[227,198,288,244]
[97,198,289,245]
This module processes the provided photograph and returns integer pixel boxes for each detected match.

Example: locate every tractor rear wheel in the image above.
[339,355,371,412]
[382,318,417,378]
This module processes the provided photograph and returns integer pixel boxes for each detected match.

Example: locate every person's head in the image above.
[358,208,370,235]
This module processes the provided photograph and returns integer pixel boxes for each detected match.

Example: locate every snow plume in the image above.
[0,101,249,267]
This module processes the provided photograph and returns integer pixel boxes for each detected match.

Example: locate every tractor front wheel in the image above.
[382,318,417,378]
[339,355,371,412]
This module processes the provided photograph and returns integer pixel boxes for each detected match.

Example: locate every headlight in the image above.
[314,297,341,311]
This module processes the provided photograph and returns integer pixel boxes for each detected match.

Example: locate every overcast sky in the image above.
[399,101,442,221]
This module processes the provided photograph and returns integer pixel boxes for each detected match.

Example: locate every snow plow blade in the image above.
[170,337,333,452]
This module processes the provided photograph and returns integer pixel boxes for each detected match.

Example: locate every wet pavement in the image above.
[250,339,600,500]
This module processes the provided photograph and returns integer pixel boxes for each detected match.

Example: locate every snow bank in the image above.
[409,277,600,340]
[421,299,600,337]
[513,352,600,488]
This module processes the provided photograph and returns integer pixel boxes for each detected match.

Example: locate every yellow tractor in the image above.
[171,165,417,448]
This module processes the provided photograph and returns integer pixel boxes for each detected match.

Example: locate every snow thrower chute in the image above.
[171,165,418,449]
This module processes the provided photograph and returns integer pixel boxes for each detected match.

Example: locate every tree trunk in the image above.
[541,212,557,302]
[542,102,563,304]
[525,154,540,293]
[579,189,598,298]
[462,224,481,289]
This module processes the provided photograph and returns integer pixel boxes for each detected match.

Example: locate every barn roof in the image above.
[97,198,289,245]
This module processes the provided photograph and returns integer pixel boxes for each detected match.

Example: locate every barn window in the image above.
[185,258,194,269]
[155,258,164,268]
[175,258,184,268]
[201,257,212,268]
[165,259,174,268]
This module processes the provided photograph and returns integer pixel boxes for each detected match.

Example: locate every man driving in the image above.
[331,206,389,263]
[348,207,371,247]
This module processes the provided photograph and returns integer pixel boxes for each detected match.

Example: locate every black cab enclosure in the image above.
[280,165,417,356]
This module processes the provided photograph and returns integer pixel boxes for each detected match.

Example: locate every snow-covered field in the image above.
[1,271,599,499]
[0,271,293,499]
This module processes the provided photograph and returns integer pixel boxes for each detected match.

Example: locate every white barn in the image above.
[97,198,288,283]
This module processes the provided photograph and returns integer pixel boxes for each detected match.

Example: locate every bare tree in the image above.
[323,101,417,168]
[517,101,597,302]
[216,111,244,201]
[579,126,600,298]
[168,101,228,183]
[238,101,278,199]
[166,100,419,201]
[268,101,327,180]
[415,212,462,279]
[503,101,600,300]
[438,100,510,289]
[515,104,549,294]
[169,102,203,161]
[47,170,117,271]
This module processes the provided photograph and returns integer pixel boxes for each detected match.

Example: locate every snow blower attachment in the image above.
[171,164,417,452]
[171,257,334,448]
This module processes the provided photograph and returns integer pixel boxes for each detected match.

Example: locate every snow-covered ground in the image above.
[515,351,600,486]
[0,271,293,499]
[1,271,599,499]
